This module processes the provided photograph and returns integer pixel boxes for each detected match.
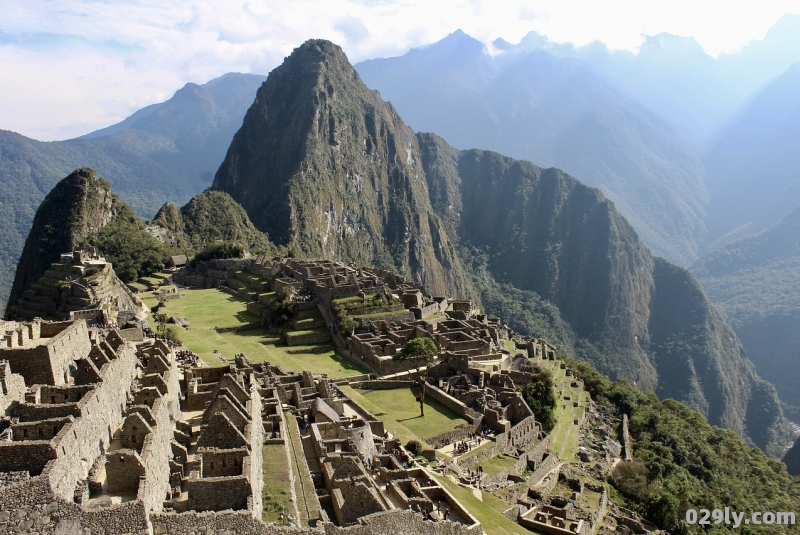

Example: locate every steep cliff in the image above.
[5,168,117,316]
[213,40,471,299]
[212,39,791,454]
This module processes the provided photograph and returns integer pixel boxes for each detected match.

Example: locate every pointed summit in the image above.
[213,39,469,297]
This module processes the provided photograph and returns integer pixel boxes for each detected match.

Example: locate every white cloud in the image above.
[0,0,797,140]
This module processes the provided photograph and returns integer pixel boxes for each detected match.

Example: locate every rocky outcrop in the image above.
[5,169,117,317]
[213,40,471,299]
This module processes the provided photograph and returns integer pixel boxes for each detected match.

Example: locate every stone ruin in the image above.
[7,249,146,325]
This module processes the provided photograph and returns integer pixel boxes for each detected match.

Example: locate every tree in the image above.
[150,299,169,339]
[393,337,438,416]
[524,368,557,430]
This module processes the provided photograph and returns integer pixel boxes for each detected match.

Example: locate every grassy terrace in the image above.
[285,410,320,527]
[262,444,292,523]
[430,473,537,535]
[338,385,468,446]
[141,288,367,378]
[470,453,519,476]
[540,358,588,462]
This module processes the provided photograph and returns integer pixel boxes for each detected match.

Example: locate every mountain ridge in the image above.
[213,39,792,455]
[0,72,266,312]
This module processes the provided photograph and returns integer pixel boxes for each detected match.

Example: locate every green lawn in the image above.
[339,385,468,444]
[262,444,292,523]
[471,453,519,476]
[142,288,367,378]
[431,473,537,535]
[285,410,320,527]
[540,359,587,462]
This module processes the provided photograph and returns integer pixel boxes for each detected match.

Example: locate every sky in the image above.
[1,0,798,141]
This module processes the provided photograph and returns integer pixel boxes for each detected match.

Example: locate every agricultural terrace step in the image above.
[258,292,277,305]
[291,317,326,330]
[31,283,62,298]
[44,269,75,280]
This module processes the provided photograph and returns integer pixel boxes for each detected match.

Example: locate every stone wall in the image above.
[187,476,252,512]
[0,442,56,474]
[151,510,273,535]
[2,320,91,386]
[0,360,26,414]
[326,510,482,535]
[0,474,150,535]
[622,414,633,460]
[528,453,560,490]
[421,383,481,423]
[46,343,139,499]
[286,331,332,346]
[347,380,414,390]
[136,367,180,512]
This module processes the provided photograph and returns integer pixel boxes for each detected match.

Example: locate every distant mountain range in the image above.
[356,30,709,266]
[212,39,792,455]
[0,72,265,311]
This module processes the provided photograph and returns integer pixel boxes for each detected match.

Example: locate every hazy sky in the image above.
[1,0,798,141]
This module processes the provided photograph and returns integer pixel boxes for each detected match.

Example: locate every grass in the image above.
[339,385,468,444]
[471,453,519,476]
[431,473,537,535]
[285,410,319,527]
[262,444,292,523]
[539,358,587,462]
[141,288,367,378]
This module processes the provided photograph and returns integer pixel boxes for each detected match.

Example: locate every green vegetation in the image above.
[284,411,319,527]
[261,444,292,523]
[429,473,537,535]
[522,363,557,430]
[331,293,400,336]
[351,386,467,441]
[692,207,800,420]
[192,242,247,263]
[0,73,266,313]
[568,356,800,535]
[393,337,438,416]
[84,201,171,282]
[338,385,466,447]
[470,454,518,476]
[142,288,365,377]
[157,190,277,257]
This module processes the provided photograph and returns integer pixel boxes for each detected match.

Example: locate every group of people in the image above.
[94,322,119,331]
[452,439,472,455]
[388,446,415,468]
[407,502,451,522]
[175,349,199,366]
[291,289,316,302]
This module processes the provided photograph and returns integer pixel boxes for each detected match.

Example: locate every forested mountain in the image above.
[4,169,275,320]
[214,39,792,455]
[0,73,265,312]
[692,206,800,422]
[356,30,708,266]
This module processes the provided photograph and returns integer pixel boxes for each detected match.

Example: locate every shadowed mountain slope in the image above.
[214,39,792,455]
[356,31,708,266]
[692,206,800,421]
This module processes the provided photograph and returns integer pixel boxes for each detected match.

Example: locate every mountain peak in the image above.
[212,39,469,297]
